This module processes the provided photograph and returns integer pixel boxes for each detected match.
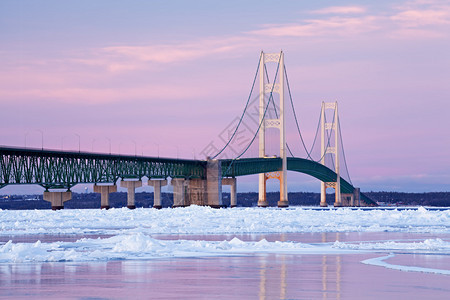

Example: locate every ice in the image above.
[333,238,450,251]
[0,206,449,237]
[1,232,449,264]
[0,206,449,267]
[362,254,450,275]
[0,233,337,263]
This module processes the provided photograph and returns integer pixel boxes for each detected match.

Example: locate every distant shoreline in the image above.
[1,191,449,210]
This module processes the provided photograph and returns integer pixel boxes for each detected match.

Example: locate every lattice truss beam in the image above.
[0,148,206,189]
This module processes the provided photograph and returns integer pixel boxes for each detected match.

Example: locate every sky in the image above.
[1,0,450,194]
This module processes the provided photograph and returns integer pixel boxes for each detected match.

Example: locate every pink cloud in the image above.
[391,9,450,26]
[100,36,256,67]
[249,16,381,37]
[387,1,450,38]
[388,27,445,38]
[312,6,367,15]
[249,1,450,40]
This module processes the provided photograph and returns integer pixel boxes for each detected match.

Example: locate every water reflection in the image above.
[256,232,344,299]
[1,232,450,299]
[280,254,287,299]
[258,255,266,300]
[322,255,328,299]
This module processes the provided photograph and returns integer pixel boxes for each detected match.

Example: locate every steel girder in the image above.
[221,157,375,205]
[221,157,282,177]
[220,157,344,183]
[286,157,355,194]
[0,147,206,190]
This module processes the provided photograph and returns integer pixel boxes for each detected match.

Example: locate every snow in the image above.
[333,238,450,252]
[362,254,450,275]
[1,206,449,236]
[0,206,449,275]
[0,233,358,263]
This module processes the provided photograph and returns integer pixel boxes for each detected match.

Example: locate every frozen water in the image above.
[0,206,449,236]
[1,232,449,264]
[0,233,348,263]
[0,206,449,275]
[362,254,450,275]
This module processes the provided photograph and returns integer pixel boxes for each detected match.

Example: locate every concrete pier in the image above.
[43,191,72,210]
[334,193,342,207]
[341,193,353,206]
[353,188,361,206]
[257,174,268,207]
[187,179,206,206]
[320,182,327,207]
[93,184,117,209]
[120,180,142,209]
[222,177,237,207]
[171,178,186,207]
[206,159,223,208]
[321,182,343,207]
[148,179,167,209]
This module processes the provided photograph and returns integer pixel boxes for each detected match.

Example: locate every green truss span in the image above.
[221,157,375,205]
[0,147,206,189]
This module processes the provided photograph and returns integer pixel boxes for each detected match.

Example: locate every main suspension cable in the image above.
[338,115,353,185]
[308,108,322,161]
[222,55,282,175]
[284,66,313,160]
[212,52,263,159]
[235,55,282,159]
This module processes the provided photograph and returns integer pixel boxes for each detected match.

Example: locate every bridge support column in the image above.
[258,175,268,207]
[206,159,223,208]
[341,194,354,206]
[222,177,237,208]
[353,188,361,207]
[148,179,167,209]
[120,180,142,209]
[277,173,288,208]
[258,52,268,208]
[256,51,288,208]
[187,179,206,206]
[322,182,342,207]
[43,191,72,210]
[320,182,327,207]
[171,178,186,207]
[334,185,342,207]
[93,184,117,209]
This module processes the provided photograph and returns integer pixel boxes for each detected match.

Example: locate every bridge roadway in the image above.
[0,147,374,208]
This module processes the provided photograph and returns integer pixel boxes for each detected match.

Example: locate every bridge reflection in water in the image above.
[257,232,342,300]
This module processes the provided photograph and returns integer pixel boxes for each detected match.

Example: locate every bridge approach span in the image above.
[0,147,205,190]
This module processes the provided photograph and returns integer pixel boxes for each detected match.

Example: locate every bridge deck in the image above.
[0,147,206,189]
[0,147,374,205]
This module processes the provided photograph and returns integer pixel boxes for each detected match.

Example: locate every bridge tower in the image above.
[320,101,342,207]
[257,51,288,207]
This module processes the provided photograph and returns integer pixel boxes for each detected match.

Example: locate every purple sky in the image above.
[1,0,449,193]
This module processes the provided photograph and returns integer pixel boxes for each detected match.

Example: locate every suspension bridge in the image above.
[0,51,375,209]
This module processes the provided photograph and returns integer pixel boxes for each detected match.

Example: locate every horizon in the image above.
[3,189,450,196]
